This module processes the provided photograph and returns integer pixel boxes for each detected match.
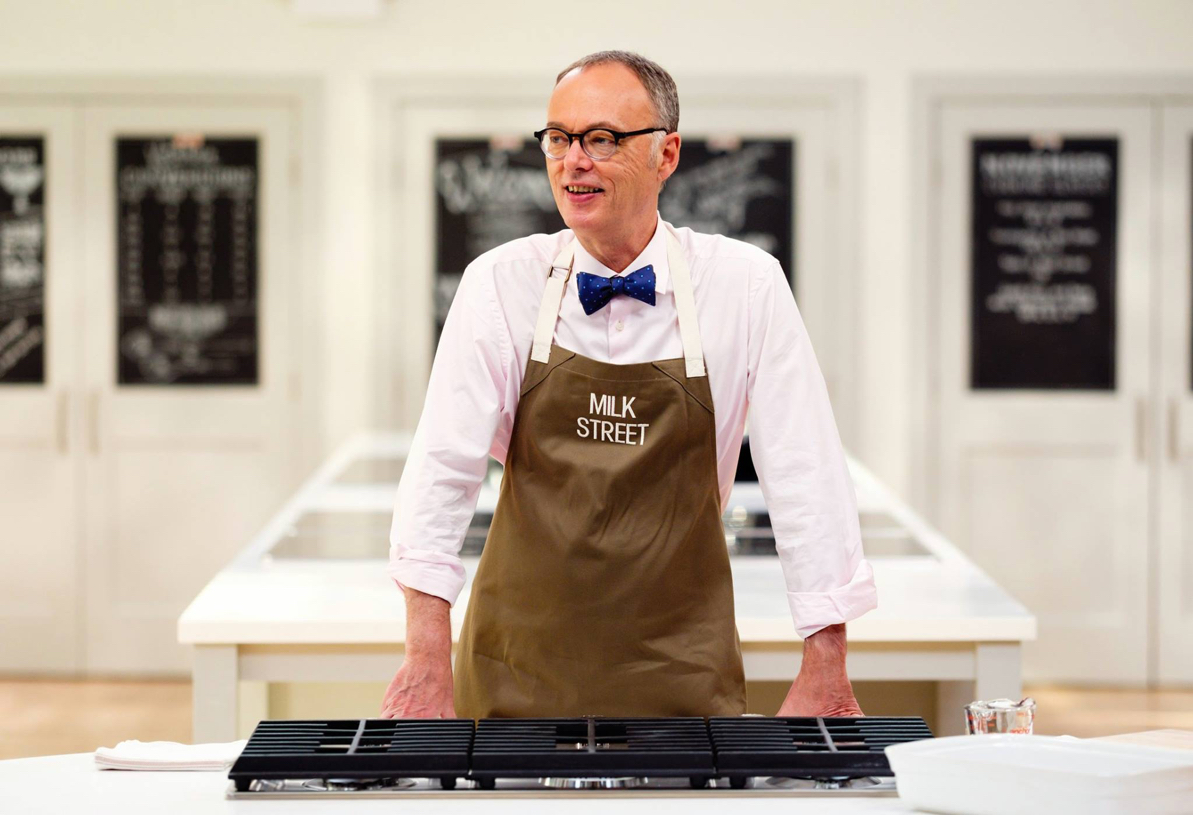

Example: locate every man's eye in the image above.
[548,134,567,144]
[590,135,613,146]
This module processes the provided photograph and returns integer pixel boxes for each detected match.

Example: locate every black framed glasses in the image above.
[533,126,668,161]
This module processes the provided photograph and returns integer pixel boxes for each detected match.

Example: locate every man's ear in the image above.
[658,132,681,186]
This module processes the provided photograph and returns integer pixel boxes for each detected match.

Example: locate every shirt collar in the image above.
[571,212,671,295]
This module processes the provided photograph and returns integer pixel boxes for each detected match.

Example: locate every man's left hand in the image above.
[774,623,864,717]
[775,665,863,717]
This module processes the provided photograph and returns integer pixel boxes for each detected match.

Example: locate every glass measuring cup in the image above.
[964,697,1036,734]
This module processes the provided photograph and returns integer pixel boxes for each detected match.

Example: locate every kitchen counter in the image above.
[179,432,1035,742]
[0,753,926,815]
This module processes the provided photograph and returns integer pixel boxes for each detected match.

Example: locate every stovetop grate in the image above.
[470,717,716,783]
[228,715,933,791]
[709,716,933,780]
[228,718,474,790]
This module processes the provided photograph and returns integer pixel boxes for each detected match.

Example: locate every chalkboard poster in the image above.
[433,136,795,345]
[0,137,46,384]
[971,137,1118,390]
[117,136,258,385]
[435,138,565,340]
[659,138,794,283]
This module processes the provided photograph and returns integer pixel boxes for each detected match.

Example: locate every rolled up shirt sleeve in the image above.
[387,258,511,605]
[745,261,878,639]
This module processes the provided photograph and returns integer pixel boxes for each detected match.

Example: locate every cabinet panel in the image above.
[934,102,1153,683]
[80,103,301,673]
[0,104,80,672]
[1158,103,1193,683]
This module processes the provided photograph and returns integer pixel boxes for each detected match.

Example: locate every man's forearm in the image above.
[800,623,848,674]
[403,587,453,665]
[381,586,456,719]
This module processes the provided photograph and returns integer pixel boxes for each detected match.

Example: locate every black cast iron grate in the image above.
[227,718,474,791]
[708,716,933,784]
[470,717,716,788]
[227,715,934,791]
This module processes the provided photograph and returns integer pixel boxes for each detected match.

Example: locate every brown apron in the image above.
[454,226,747,718]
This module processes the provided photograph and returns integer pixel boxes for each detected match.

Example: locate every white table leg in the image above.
[975,642,1022,702]
[935,680,974,736]
[935,642,1023,736]
[192,645,238,743]
[238,681,269,736]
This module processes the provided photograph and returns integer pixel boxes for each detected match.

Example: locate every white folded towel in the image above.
[94,739,248,771]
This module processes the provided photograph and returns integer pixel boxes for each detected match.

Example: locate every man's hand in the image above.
[775,624,864,717]
[380,655,456,719]
[379,586,457,719]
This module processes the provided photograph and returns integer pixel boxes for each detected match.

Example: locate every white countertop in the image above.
[177,555,1032,645]
[0,753,926,815]
[178,433,1034,647]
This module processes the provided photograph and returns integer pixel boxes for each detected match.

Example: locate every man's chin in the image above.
[560,205,605,234]
[560,196,610,224]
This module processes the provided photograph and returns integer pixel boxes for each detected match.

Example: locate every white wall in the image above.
[2,0,1192,499]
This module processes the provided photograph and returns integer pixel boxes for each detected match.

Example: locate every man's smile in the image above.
[564,183,605,203]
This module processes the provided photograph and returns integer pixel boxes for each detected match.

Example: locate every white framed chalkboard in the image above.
[970,137,1118,390]
[116,136,259,385]
[0,136,46,384]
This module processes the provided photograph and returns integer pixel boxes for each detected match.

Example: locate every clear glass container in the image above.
[964,697,1036,735]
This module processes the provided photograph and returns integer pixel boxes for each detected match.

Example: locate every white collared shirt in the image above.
[388,214,877,638]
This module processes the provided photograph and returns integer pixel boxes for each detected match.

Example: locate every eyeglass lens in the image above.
[540,129,618,160]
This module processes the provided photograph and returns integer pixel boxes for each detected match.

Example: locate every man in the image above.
[382,51,877,719]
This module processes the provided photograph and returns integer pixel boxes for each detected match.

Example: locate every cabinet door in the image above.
[1158,102,1193,683]
[0,104,81,671]
[79,103,302,672]
[933,102,1153,683]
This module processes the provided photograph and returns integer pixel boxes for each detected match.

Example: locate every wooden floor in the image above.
[1,679,1191,760]
[0,679,191,761]
[1027,684,1193,738]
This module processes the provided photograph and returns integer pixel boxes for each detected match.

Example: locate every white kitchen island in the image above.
[179,433,1035,743]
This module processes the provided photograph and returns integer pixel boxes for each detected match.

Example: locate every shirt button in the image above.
[615,320,625,332]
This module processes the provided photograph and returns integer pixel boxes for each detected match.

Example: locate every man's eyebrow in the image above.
[544,120,624,131]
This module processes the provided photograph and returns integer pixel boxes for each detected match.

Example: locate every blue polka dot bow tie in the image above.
[575,265,657,316]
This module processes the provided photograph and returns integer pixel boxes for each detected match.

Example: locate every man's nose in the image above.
[563,137,593,173]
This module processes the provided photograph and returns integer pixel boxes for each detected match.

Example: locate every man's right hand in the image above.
[380,655,456,719]
[379,585,457,719]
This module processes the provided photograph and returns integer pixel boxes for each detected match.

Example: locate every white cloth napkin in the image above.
[94,739,248,771]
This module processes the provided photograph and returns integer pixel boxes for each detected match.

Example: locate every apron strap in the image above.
[531,241,577,364]
[530,228,706,378]
[665,229,706,378]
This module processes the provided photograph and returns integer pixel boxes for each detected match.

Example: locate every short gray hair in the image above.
[555,50,679,134]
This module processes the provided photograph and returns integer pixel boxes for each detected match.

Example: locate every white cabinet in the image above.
[1158,102,1193,684]
[924,83,1193,684]
[0,104,82,672]
[0,88,308,674]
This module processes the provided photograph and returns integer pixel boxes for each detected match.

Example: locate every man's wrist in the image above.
[800,623,848,674]
[402,649,453,674]
[403,587,453,667]
[403,631,453,667]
